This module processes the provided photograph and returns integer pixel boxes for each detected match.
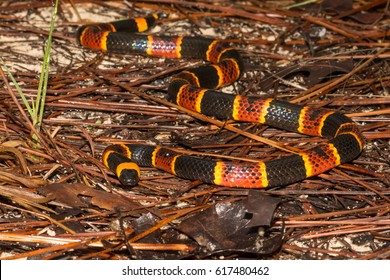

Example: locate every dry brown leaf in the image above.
[39,183,140,211]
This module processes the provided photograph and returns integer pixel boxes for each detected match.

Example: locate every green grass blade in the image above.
[1,63,33,116]
[35,0,59,129]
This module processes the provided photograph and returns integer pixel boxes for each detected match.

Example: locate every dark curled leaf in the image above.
[245,190,281,227]
[178,191,281,255]
[322,0,353,12]
[200,233,283,258]
[261,60,354,91]
[349,13,384,24]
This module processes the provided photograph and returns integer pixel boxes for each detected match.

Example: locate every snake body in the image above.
[77,14,364,188]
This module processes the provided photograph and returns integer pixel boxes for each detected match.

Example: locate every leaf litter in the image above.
[0,0,389,259]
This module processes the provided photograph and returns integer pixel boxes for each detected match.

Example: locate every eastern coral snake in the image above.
[77,14,364,188]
